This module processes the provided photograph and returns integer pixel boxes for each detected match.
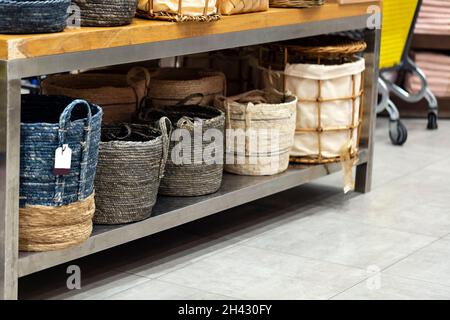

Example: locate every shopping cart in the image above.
[377,0,438,146]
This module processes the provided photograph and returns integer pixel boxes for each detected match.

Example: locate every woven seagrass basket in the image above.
[269,0,324,8]
[20,95,102,251]
[93,119,171,225]
[41,68,150,124]
[0,0,70,34]
[144,68,227,109]
[215,90,297,176]
[72,0,138,27]
[140,100,225,196]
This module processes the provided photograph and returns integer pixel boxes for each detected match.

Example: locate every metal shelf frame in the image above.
[0,13,380,300]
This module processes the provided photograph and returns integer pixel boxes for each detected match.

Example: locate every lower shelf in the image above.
[18,149,368,277]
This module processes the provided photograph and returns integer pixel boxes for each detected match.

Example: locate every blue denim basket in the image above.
[20,95,103,207]
[0,0,71,34]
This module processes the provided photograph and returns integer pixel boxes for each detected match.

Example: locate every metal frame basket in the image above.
[260,36,367,165]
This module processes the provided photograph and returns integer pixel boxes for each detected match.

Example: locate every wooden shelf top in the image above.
[0,2,379,61]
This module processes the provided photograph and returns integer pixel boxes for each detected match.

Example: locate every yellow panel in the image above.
[380,0,419,69]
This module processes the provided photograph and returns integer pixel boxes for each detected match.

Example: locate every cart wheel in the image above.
[389,120,408,146]
[427,112,438,130]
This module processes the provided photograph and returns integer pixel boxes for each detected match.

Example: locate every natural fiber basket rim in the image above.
[218,91,298,109]
[42,73,141,90]
[146,105,224,128]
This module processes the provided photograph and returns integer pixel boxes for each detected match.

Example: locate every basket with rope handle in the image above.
[19,96,102,251]
[139,94,225,196]
[93,118,171,224]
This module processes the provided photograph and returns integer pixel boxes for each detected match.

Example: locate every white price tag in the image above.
[53,144,72,175]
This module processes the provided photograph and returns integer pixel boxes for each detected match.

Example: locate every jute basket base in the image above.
[19,193,95,252]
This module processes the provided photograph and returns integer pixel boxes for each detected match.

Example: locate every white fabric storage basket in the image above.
[285,57,365,163]
[216,90,297,176]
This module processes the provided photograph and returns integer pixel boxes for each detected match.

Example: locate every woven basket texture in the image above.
[269,0,324,8]
[146,68,226,108]
[41,69,149,123]
[0,0,70,34]
[20,95,102,207]
[136,0,220,22]
[215,90,297,176]
[19,193,95,251]
[221,0,268,15]
[141,105,225,196]
[93,120,170,225]
[72,0,138,27]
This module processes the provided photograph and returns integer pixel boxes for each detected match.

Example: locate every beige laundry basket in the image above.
[286,57,365,164]
[215,90,297,176]
[260,37,367,164]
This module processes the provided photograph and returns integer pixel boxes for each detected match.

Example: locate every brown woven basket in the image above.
[41,68,150,124]
[136,0,220,22]
[19,193,95,252]
[146,68,226,108]
[269,0,324,8]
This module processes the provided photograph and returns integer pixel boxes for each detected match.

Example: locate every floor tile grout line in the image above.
[155,278,241,300]
[379,237,443,274]
[328,267,450,300]
[312,211,447,239]
[239,242,368,272]
[327,274,372,300]
[103,276,240,300]
[96,277,154,300]
[379,272,450,290]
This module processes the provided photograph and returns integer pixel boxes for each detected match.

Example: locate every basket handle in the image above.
[127,66,152,112]
[55,99,94,204]
[58,99,93,146]
[175,93,205,107]
[157,116,172,179]
[105,123,133,141]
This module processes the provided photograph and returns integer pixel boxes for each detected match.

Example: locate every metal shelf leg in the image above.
[0,60,21,300]
[355,28,380,193]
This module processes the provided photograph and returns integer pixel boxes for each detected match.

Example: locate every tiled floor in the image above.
[19,118,450,300]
